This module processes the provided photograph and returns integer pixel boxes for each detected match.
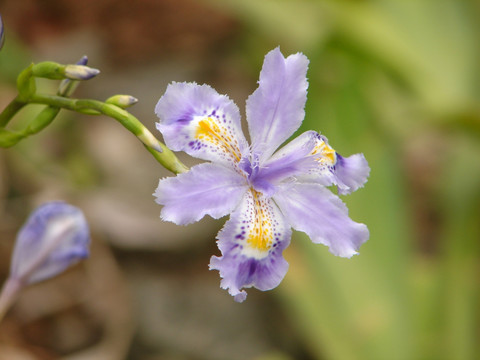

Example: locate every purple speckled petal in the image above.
[209,190,291,302]
[274,183,369,258]
[275,132,368,194]
[252,131,330,195]
[154,163,248,225]
[155,82,248,167]
[334,153,370,195]
[11,201,90,284]
[246,48,309,163]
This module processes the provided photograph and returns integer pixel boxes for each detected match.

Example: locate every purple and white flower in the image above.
[0,201,90,321]
[154,48,370,302]
[10,201,90,285]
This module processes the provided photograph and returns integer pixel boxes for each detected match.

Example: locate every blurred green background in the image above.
[0,0,479,359]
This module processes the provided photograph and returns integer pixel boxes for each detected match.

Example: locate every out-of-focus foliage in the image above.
[208,1,480,359]
[1,0,480,358]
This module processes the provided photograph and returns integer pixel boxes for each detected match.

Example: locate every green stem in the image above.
[0,96,27,127]
[30,93,188,174]
[144,144,188,174]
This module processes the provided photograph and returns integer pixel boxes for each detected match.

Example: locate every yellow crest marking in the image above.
[196,117,241,162]
[311,138,337,165]
[246,190,273,252]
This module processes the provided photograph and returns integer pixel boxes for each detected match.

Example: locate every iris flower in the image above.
[10,201,90,285]
[154,48,370,302]
[0,202,90,320]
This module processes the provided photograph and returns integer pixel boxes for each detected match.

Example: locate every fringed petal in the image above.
[246,48,309,162]
[334,153,370,195]
[154,163,248,225]
[274,183,369,258]
[253,131,331,193]
[209,190,291,302]
[266,131,369,195]
[155,82,248,167]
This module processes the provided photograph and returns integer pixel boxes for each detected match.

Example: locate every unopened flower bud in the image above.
[64,64,100,80]
[0,202,90,321]
[10,201,90,285]
[138,128,163,153]
[31,62,100,81]
[75,55,88,66]
[58,55,90,96]
[105,95,138,109]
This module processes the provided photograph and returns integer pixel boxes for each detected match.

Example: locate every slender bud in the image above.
[138,128,163,153]
[10,201,90,285]
[75,55,89,66]
[105,95,138,109]
[58,55,89,96]
[31,61,100,81]
[64,64,100,80]
[0,14,5,50]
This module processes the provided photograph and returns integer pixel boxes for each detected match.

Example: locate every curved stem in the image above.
[144,144,188,174]
[30,93,188,174]
[0,96,27,127]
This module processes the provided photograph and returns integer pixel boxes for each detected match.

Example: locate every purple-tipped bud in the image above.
[64,64,100,80]
[0,14,5,50]
[57,55,90,96]
[105,94,138,109]
[10,201,90,285]
[76,55,88,66]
